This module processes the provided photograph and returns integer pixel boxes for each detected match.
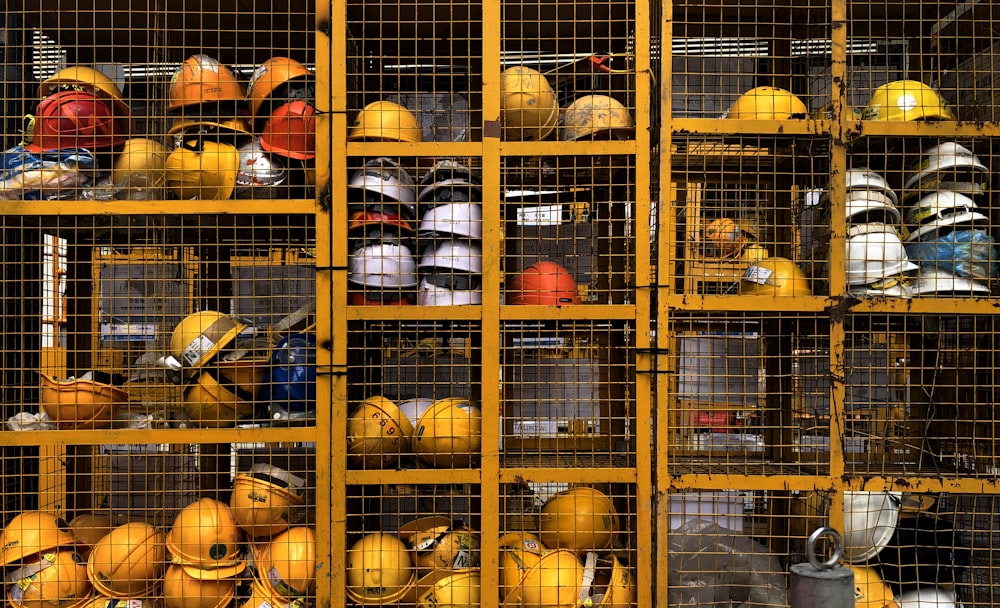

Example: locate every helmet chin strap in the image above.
[578,551,599,607]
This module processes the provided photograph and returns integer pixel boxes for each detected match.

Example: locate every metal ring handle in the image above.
[807,526,843,571]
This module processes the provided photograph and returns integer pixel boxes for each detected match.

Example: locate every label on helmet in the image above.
[451,550,472,568]
[896,94,918,113]
[182,335,217,366]
[208,542,229,560]
[742,265,772,284]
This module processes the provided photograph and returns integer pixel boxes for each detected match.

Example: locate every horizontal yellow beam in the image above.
[665,294,1000,315]
[672,118,1000,137]
[0,200,318,216]
[0,426,317,446]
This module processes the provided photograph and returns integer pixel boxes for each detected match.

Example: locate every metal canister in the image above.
[789,527,855,608]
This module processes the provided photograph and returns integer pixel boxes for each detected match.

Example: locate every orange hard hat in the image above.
[247,57,313,118]
[507,261,581,306]
[168,54,246,112]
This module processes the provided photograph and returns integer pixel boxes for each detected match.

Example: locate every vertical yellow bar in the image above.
[480,0,502,605]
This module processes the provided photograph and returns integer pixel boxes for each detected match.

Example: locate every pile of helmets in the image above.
[346,395,482,469]
[346,157,420,305]
[170,310,318,425]
[170,310,255,427]
[499,65,635,142]
[837,169,915,298]
[24,66,132,155]
[160,495,318,608]
[698,217,770,265]
[415,161,484,306]
[842,491,970,603]
[346,514,481,608]
[901,142,996,297]
[499,487,635,608]
[37,371,129,429]
[0,511,92,608]
[165,54,315,201]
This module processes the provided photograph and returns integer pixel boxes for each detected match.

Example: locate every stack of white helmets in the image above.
[901,142,995,297]
[415,160,484,306]
[813,168,915,297]
[346,157,420,305]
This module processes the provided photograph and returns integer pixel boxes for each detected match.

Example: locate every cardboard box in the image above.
[504,358,601,437]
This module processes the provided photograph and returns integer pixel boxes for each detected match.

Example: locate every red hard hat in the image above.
[259,100,316,160]
[24,90,128,152]
[508,260,582,305]
[347,209,414,234]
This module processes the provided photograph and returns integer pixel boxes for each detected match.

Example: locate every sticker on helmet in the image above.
[896,94,918,112]
[743,265,773,284]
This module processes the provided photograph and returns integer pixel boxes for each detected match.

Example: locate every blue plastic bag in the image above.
[904,228,999,280]
[260,333,316,420]
[0,146,95,200]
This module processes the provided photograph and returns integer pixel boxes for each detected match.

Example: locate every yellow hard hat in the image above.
[6,550,93,608]
[497,532,547,601]
[111,138,169,186]
[67,515,113,559]
[415,568,481,608]
[256,526,317,599]
[182,370,255,428]
[850,566,898,608]
[587,554,636,608]
[230,464,307,538]
[166,116,252,137]
[504,548,585,608]
[347,100,423,143]
[539,487,619,552]
[239,576,297,608]
[169,311,246,373]
[40,66,131,118]
[0,512,77,567]
[86,522,165,598]
[397,517,480,575]
[165,498,246,579]
[863,80,956,122]
[162,564,236,608]
[345,533,417,605]
[412,398,482,468]
[559,95,635,141]
[38,374,127,430]
[739,256,812,297]
[500,66,558,141]
[726,86,808,119]
[164,139,240,201]
[247,57,313,118]
[346,395,415,469]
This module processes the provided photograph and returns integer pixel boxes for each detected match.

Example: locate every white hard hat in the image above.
[348,157,417,204]
[418,240,483,273]
[904,190,989,242]
[418,203,483,239]
[909,269,991,297]
[416,160,482,205]
[348,242,418,288]
[398,398,435,430]
[897,586,960,608]
[902,180,985,206]
[844,190,902,225]
[904,141,990,191]
[844,168,899,206]
[846,223,918,286]
[417,276,483,306]
[843,491,903,563]
[846,274,913,299]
